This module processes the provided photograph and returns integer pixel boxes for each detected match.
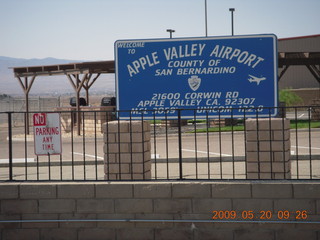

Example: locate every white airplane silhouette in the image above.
[248,75,266,85]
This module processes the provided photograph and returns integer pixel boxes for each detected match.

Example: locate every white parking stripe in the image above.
[72,152,104,160]
[0,158,35,163]
[292,145,320,150]
[181,148,232,157]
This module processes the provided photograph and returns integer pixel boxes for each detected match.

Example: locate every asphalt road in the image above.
[1,125,320,180]
[2,125,320,162]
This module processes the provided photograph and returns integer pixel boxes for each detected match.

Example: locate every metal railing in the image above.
[0,106,320,181]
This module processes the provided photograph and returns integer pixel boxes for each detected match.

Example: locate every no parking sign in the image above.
[33,113,62,155]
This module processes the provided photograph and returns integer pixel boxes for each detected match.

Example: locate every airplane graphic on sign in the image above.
[248,75,267,85]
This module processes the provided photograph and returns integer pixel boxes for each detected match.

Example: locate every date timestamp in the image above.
[212,210,308,221]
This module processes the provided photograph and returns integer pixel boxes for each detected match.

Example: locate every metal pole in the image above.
[76,90,81,136]
[205,0,208,37]
[231,11,234,36]
[24,77,30,135]
[25,92,30,135]
[8,112,13,181]
[229,8,235,36]
[1,219,319,224]
[38,95,41,111]
[178,110,183,179]
[166,29,175,39]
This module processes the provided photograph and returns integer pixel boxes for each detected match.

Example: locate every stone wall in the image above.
[82,106,116,133]
[103,121,151,180]
[0,181,319,240]
[288,88,320,106]
[245,118,291,179]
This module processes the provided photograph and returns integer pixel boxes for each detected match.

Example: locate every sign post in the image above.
[33,113,62,155]
[115,34,278,119]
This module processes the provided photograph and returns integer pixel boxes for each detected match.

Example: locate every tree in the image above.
[279,89,303,106]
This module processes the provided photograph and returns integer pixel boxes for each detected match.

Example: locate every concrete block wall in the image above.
[245,118,291,179]
[0,182,319,240]
[82,106,116,133]
[103,120,151,180]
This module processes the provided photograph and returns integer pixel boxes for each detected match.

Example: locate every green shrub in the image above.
[279,89,303,106]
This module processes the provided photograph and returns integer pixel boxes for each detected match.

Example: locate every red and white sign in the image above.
[33,113,62,155]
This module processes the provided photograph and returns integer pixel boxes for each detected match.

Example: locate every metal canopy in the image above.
[12,61,115,135]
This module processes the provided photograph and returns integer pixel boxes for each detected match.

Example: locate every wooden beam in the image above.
[278,65,290,81]
[82,73,92,91]
[26,75,36,94]
[14,75,36,134]
[78,73,88,92]
[306,65,320,84]
[67,74,77,91]
[66,73,90,135]
[83,74,92,105]
[14,69,90,78]
[16,76,27,93]
[88,73,101,89]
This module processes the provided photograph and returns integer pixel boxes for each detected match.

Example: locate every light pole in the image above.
[229,8,235,36]
[166,29,175,39]
[205,0,208,37]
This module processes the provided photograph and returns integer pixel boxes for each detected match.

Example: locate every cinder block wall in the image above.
[82,106,116,133]
[245,118,291,179]
[103,121,151,180]
[0,182,319,240]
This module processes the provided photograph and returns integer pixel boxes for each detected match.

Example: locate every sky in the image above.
[0,0,319,61]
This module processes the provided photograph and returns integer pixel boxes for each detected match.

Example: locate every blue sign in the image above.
[115,34,278,119]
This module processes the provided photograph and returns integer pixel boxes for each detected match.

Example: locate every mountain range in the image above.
[0,56,115,96]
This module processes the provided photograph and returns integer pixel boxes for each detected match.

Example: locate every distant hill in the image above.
[0,56,115,96]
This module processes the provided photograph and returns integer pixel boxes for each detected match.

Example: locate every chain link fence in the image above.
[0,96,62,127]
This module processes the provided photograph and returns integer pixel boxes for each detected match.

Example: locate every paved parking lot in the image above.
[1,124,320,180]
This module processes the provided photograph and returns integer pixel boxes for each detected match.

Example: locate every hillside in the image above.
[0,56,115,96]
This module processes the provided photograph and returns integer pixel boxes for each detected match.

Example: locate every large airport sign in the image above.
[115,34,278,119]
